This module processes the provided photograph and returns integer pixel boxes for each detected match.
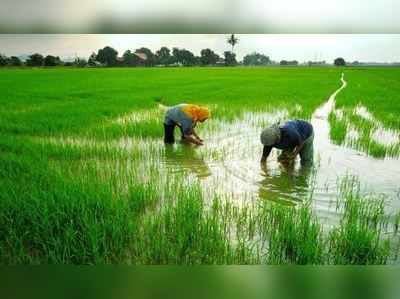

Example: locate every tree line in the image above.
[0,33,347,68]
[0,50,349,68]
[0,47,274,68]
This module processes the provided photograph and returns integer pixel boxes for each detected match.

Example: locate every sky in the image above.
[0,34,400,63]
[0,0,399,33]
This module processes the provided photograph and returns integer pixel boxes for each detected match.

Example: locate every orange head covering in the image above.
[181,104,210,122]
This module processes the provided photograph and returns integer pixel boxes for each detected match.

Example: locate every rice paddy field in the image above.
[1,67,400,264]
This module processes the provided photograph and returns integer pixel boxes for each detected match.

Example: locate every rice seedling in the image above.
[329,105,400,158]
[258,200,325,264]
[328,111,347,145]
[335,68,400,130]
[331,68,400,158]
[328,177,391,264]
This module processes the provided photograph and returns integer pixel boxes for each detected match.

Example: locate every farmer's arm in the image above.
[292,141,305,157]
[285,130,302,158]
[183,133,203,145]
[181,119,203,145]
[192,128,203,142]
[261,146,272,163]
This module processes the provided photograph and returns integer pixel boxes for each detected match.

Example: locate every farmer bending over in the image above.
[260,120,314,165]
[164,104,210,145]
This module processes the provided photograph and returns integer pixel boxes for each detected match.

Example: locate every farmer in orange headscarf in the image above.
[164,104,210,145]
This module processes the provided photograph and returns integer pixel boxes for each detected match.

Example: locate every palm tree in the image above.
[227,34,239,54]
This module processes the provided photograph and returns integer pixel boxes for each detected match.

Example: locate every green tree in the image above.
[172,47,181,65]
[122,50,139,66]
[26,53,44,66]
[182,49,196,66]
[334,57,346,66]
[227,34,239,54]
[224,51,237,66]
[172,48,196,66]
[194,56,201,66]
[135,47,156,66]
[74,57,87,67]
[87,52,98,66]
[0,54,8,66]
[96,46,118,66]
[243,52,271,66]
[9,56,22,66]
[156,47,172,65]
[44,55,61,66]
[200,48,219,66]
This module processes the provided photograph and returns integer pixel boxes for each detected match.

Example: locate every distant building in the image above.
[216,58,225,66]
[280,60,298,66]
[134,52,148,61]
[131,52,148,66]
[347,61,400,67]
[87,61,104,67]
[308,61,327,66]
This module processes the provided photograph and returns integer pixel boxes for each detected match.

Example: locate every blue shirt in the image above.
[275,120,313,150]
[262,120,313,159]
[164,104,195,135]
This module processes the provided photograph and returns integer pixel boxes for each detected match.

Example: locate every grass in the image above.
[0,67,399,264]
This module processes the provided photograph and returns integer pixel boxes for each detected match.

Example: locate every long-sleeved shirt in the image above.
[164,104,196,135]
[262,120,313,158]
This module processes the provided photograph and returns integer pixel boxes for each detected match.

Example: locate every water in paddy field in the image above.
[160,73,400,223]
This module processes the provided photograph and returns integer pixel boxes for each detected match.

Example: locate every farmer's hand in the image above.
[278,153,294,163]
[195,139,204,146]
[260,161,268,173]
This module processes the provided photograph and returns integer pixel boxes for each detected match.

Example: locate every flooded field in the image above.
[160,74,400,221]
[1,67,400,264]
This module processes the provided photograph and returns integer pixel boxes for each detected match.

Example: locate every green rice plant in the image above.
[255,174,399,265]
[333,68,400,157]
[328,111,347,145]
[0,134,164,264]
[367,140,388,158]
[89,120,163,139]
[0,67,342,138]
[329,106,400,158]
[394,212,400,234]
[130,185,257,264]
[336,68,400,130]
[0,153,138,264]
[328,177,391,264]
[258,200,325,264]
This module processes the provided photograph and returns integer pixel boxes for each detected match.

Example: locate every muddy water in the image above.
[160,74,400,222]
